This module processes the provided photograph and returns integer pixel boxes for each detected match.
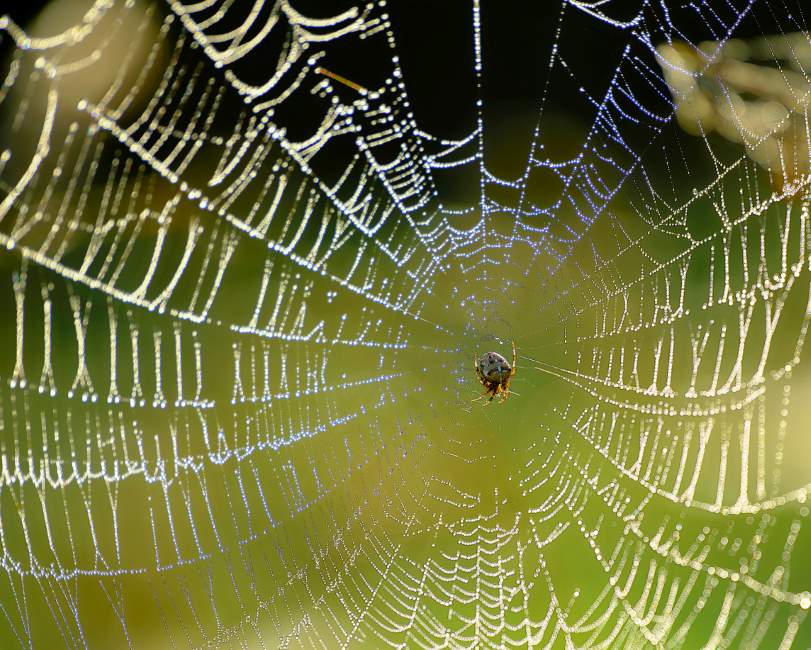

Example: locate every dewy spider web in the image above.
[0,0,811,647]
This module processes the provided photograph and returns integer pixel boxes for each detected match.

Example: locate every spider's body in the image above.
[474,341,517,403]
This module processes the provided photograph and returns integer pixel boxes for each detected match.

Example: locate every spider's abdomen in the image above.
[478,352,511,382]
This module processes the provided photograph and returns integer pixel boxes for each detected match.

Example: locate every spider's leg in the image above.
[511,339,517,375]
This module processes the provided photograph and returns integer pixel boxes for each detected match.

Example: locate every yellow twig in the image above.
[315,67,367,94]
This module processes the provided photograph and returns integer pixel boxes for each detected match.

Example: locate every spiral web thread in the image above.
[1,0,811,647]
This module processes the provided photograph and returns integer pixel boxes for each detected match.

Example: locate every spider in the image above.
[474,340,517,404]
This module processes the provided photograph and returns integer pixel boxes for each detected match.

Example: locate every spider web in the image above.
[0,0,811,647]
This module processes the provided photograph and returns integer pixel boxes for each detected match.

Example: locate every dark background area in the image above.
[3,0,808,195]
